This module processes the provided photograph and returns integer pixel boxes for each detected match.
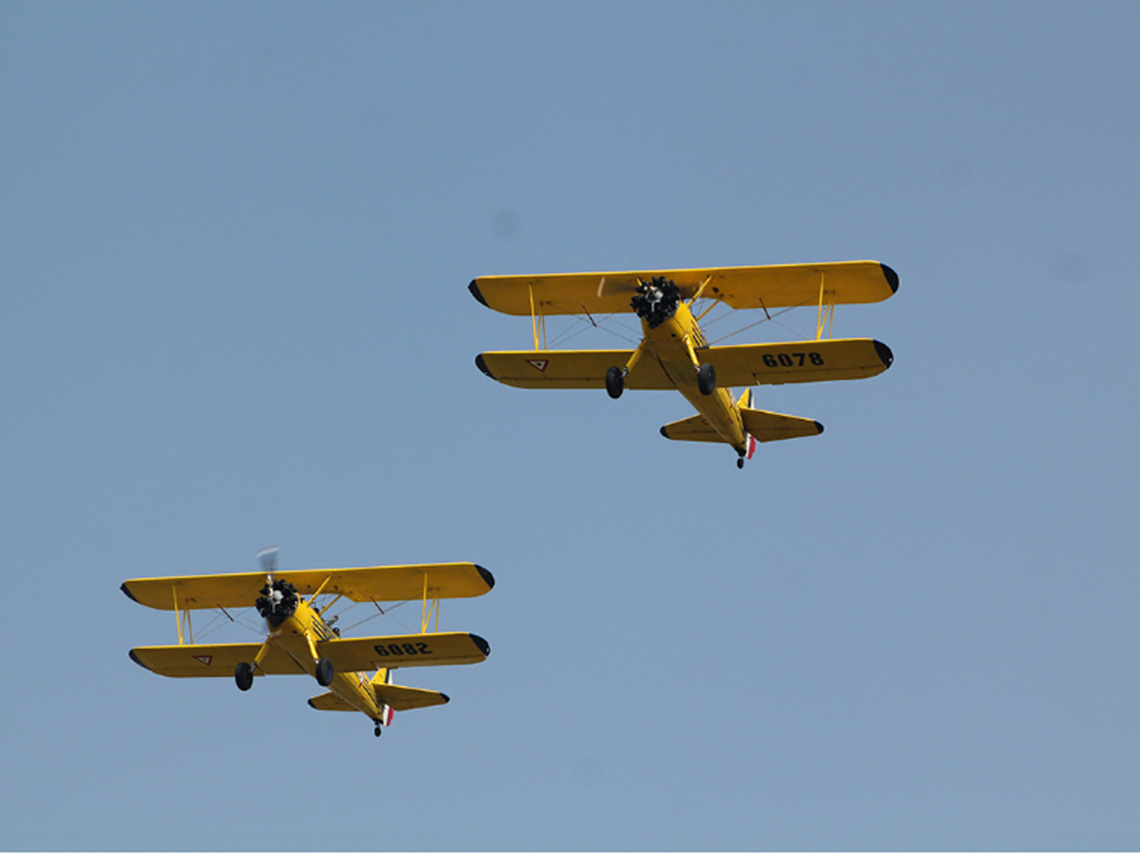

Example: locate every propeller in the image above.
[254,547,297,627]
[630,276,681,328]
[257,546,278,578]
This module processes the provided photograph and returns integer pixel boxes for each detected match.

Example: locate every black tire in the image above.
[736,457,744,469]
[374,724,383,738]
[235,661,254,692]
[316,657,334,687]
[697,363,716,396]
[605,366,624,399]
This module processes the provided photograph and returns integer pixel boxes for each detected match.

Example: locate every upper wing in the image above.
[121,562,495,611]
[469,261,898,316]
[475,349,673,390]
[129,643,304,677]
[701,338,894,387]
[318,632,490,671]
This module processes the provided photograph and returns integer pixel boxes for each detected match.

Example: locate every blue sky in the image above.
[2,2,1138,850]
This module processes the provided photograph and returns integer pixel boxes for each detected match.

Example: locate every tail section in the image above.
[659,389,822,447]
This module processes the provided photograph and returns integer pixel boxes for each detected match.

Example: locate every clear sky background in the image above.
[3,2,1138,850]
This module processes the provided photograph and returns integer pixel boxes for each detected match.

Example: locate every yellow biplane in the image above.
[470,261,898,467]
[123,548,493,738]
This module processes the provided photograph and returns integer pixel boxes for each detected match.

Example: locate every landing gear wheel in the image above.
[374,723,383,738]
[605,366,624,399]
[697,363,716,396]
[235,661,254,691]
[315,657,334,687]
[737,457,745,469]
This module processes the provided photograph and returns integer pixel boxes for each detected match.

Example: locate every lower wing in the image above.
[702,338,893,386]
[475,350,673,389]
[129,643,304,677]
[318,632,490,671]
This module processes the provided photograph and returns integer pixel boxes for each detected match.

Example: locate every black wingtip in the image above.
[120,582,139,603]
[475,353,494,379]
[814,420,825,435]
[468,279,489,307]
[439,692,451,704]
[128,649,149,670]
[880,263,899,294]
[470,634,491,657]
[659,425,670,438]
[874,340,894,369]
[475,564,496,591]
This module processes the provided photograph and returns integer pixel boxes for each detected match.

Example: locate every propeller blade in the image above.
[257,546,279,579]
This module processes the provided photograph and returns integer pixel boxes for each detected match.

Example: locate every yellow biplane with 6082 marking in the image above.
[471,260,898,467]
[123,548,493,738]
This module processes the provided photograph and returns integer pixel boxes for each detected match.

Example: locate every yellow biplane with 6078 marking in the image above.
[471,260,898,467]
[123,548,493,738]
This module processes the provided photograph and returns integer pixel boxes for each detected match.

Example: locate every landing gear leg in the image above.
[607,344,649,399]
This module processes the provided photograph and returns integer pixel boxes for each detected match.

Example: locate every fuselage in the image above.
[640,301,749,455]
[268,598,389,724]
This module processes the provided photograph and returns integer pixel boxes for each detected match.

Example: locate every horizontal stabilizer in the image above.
[740,408,824,443]
[660,409,821,444]
[659,413,724,443]
[374,683,450,711]
[307,691,356,712]
[306,685,448,713]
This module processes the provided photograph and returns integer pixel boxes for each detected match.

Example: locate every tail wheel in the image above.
[374,723,383,738]
[235,661,254,691]
[605,366,624,399]
[315,657,334,687]
[697,363,716,396]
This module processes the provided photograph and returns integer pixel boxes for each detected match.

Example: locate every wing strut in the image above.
[420,573,441,634]
[815,272,835,340]
[172,587,193,645]
[528,283,547,350]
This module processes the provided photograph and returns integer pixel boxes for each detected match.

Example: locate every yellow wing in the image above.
[318,632,490,671]
[469,261,898,316]
[121,563,495,611]
[702,338,893,387]
[475,349,673,390]
[129,643,305,677]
